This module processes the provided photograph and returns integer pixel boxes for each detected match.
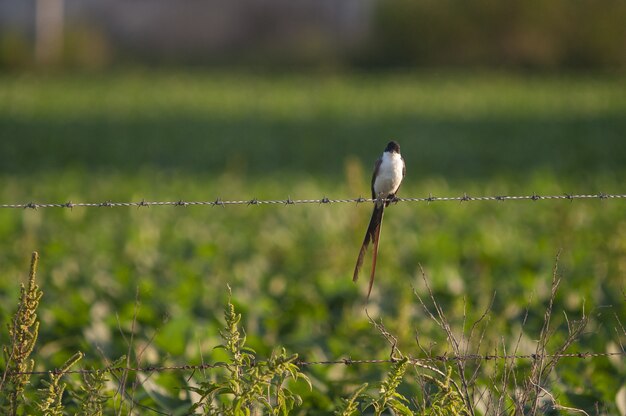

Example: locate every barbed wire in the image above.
[5,350,624,376]
[1,193,625,210]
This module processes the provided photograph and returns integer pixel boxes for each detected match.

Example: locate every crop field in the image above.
[0,71,625,414]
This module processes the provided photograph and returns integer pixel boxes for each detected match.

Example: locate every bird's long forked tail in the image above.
[367,211,383,299]
[353,204,385,299]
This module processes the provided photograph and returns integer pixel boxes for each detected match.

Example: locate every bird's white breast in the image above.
[373,152,404,196]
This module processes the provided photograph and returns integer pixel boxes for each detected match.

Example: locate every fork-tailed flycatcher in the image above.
[353,140,406,299]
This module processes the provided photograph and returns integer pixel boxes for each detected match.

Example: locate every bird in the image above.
[353,140,406,299]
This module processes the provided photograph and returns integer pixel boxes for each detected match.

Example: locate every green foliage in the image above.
[420,367,468,416]
[38,352,83,416]
[1,252,43,416]
[0,72,624,414]
[334,361,419,416]
[335,383,368,416]
[1,72,626,181]
[70,367,108,416]
[335,357,470,415]
[367,357,412,416]
[189,289,311,415]
[0,253,120,416]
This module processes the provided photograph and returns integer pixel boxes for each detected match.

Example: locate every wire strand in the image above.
[5,351,624,376]
[1,193,625,210]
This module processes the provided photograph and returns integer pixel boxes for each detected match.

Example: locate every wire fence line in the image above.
[1,193,626,210]
[5,351,624,376]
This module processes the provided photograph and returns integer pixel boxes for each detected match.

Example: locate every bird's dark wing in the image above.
[371,156,382,199]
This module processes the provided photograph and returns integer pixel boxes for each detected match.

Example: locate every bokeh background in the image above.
[1,1,625,414]
[2,0,626,71]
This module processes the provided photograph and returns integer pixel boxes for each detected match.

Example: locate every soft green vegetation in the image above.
[0,72,625,414]
[1,71,626,179]
[2,252,42,415]
[189,287,311,415]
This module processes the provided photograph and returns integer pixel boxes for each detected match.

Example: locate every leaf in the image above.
[389,401,414,416]
[241,347,257,355]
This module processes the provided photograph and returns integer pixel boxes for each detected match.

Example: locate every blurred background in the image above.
[1,0,626,71]
[1,1,625,414]
[1,0,625,178]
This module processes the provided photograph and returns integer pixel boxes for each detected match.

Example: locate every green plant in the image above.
[361,313,472,416]
[0,253,112,416]
[0,252,43,416]
[514,254,589,415]
[38,352,83,416]
[70,366,108,416]
[335,383,368,416]
[420,366,469,416]
[189,287,311,415]
[366,356,412,416]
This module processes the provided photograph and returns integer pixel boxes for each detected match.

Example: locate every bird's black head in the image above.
[384,141,401,153]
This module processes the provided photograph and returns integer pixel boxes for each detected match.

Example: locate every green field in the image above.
[1,71,625,414]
